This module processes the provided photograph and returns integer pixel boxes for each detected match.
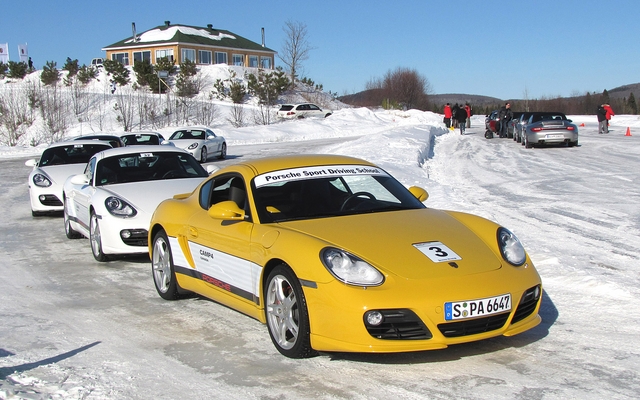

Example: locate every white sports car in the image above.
[63,146,210,261]
[167,126,226,163]
[26,140,113,216]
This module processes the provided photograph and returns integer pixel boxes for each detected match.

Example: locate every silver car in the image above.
[167,127,226,163]
[522,112,579,148]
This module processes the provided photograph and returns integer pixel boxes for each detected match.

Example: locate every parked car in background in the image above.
[63,146,210,261]
[277,103,332,119]
[167,126,226,163]
[148,154,542,358]
[26,140,113,216]
[91,58,103,68]
[522,112,579,148]
[508,112,524,139]
[513,112,535,143]
[71,134,125,148]
[119,131,167,146]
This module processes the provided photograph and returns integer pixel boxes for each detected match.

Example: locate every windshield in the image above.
[169,130,205,140]
[39,144,111,166]
[252,164,425,223]
[95,151,208,185]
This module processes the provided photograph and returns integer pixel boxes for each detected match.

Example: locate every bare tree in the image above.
[279,20,313,87]
[39,85,70,142]
[0,87,33,146]
[227,104,246,127]
[113,87,136,132]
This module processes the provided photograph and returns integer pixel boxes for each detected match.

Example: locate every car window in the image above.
[200,174,249,216]
[94,152,207,186]
[39,143,109,166]
[205,129,216,138]
[309,104,320,111]
[252,165,425,223]
[279,105,294,111]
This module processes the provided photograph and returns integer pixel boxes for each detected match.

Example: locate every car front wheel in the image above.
[265,264,316,358]
[90,211,108,262]
[200,146,208,163]
[151,230,181,300]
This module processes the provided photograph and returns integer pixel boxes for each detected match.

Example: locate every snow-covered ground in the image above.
[2,70,640,398]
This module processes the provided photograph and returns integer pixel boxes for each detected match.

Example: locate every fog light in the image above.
[121,230,131,239]
[39,195,46,201]
[365,310,383,326]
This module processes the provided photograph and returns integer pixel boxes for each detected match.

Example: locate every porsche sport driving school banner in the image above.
[254,165,389,188]
[0,43,8,63]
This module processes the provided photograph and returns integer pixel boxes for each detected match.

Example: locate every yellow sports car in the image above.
[149,155,542,358]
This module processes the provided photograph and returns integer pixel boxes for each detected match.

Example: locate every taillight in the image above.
[287,111,295,116]
[531,127,543,132]
[566,126,575,131]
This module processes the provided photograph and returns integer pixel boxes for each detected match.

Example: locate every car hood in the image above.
[279,209,503,280]
[36,164,86,185]
[101,178,204,214]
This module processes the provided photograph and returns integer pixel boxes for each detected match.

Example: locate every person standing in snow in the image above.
[597,104,608,134]
[498,102,512,138]
[110,80,117,94]
[451,103,460,129]
[604,103,614,132]
[456,104,467,135]
[465,103,472,128]
[443,103,452,129]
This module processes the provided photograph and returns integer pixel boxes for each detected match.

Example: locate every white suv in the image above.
[277,103,332,119]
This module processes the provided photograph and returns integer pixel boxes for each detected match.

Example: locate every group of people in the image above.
[443,103,473,135]
[596,103,615,134]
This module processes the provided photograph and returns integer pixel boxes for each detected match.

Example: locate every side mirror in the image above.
[206,165,219,174]
[208,200,245,221]
[408,186,429,202]
[70,174,90,185]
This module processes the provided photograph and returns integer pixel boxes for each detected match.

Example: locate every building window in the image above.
[199,50,212,64]
[232,54,244,66]
[260,56,272,69]
[248,55,258,68]
[112,52,129,65]
[215,51,228,65]
[181,48,195,63]
[133,51,151,64]
[155,49,174,63]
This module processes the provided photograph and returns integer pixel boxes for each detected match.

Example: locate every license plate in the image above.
[546,134,564,139]
[444,294,511,321]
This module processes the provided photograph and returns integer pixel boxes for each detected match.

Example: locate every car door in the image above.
[308,104,322,117]
[205,129,223,154]
[70,157,97,231]
[186,173,259,306]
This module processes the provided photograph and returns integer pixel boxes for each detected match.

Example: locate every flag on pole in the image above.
[0,43,8,63]
[18,43,28,63]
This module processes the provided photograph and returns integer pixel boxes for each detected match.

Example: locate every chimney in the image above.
[207,24,213,30]
[164,20,170,27]
[132,22,137,42]
[261,27,265,47]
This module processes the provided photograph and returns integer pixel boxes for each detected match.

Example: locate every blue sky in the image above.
[2,0,638,100]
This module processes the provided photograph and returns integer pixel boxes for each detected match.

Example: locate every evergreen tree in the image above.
[77,65,97,85]
[0,62,8,78]
[40,61,60,86]
[132,60,158,91]
[103,59,130,86]
[8,61,28,79]
[628,93,638,115]
[63,57,80,77]
[602,89,610,105]
[176,59,198,97]
[245,67,290,105]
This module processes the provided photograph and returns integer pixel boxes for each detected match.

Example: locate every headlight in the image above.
[497,227,526,266]
[321,248,384,286]
[105,196,137,218]
[33,173,52,187]
[187,142,199,150]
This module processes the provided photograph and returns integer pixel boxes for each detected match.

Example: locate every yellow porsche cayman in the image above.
[149,154,542,358]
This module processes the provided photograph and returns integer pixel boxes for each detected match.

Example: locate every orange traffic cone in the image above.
[580,123,585,127]
[625,127,632,136]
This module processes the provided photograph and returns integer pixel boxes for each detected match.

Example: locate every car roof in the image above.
[92,145,189,160]
[119,131,162,137]
[44,140,112,149]
[232,154,377,176]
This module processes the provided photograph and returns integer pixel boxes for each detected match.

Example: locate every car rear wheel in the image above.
[265,264,316,358]
[64,200,81,239]
[200,146,208,163]
[524,134,533,149]
[151,230,181,300]
[217,143,227,159]
[90,211,108,262]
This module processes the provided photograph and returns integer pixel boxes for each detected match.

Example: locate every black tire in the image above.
[200,146,208,163]
[64,200,81,239]
[90,211,109,262]
[325,113,332,118]
[151,230,181,300]
[485,130,493,139]
[264,264,316,358]
[524,134,533,149]
[568,140,578,147]
[217,143,227,159]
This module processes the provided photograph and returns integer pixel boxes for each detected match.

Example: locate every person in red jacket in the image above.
[604,104,614,133]
[443,103,452,128]
[464,103,472,128]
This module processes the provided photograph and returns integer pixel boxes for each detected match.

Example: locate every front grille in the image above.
[438,312,510,338]
[120,229,148,247]
[39,195,63,206]
[511,285,541,324]
[364,309,432,340]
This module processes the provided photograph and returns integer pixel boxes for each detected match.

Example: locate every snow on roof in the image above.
[126,26,236,44]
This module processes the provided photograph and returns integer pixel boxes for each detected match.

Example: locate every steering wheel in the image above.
[340,192,376,211]
[162,170,183,179]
